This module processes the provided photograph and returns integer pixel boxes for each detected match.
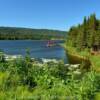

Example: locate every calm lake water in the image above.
[0,40,68,63]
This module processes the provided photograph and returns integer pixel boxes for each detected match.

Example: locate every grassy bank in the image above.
[63,44,100,72]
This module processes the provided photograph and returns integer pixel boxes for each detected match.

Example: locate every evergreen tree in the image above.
[66,14,100,50]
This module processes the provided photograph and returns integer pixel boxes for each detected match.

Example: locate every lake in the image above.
[0,40,68,63]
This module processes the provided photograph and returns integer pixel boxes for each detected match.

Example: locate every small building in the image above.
[91,44,100,55]
[92,44,100,51]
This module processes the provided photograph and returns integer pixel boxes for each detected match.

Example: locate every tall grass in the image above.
[0,52,100,100]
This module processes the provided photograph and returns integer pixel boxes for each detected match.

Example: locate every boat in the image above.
[46,40,55,47]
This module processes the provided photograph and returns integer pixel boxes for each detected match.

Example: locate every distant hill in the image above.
[0,27,66,40]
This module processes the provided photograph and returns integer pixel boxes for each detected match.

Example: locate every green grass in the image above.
[63,44,100,71]
[0,52,100,99]
[90,56,100,71]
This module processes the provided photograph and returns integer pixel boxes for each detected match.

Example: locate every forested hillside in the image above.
[0,27,66,40]
[66,14,100,50]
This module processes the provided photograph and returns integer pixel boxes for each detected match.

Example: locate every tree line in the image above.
[66,14,100,50]
[0,27,66,40]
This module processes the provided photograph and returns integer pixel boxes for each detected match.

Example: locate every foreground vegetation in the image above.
[0,52,100,100]
[0,27,66,40]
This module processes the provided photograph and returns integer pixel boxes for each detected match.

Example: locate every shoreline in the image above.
[61,44,92,70]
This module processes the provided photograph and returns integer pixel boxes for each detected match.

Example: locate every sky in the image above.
[0,0,100,31]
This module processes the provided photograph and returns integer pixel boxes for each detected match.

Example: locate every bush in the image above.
[0,56,100,99]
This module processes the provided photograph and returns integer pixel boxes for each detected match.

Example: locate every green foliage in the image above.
[0,54,100,99]
[66,13,100,49]
[0,52,5,62]
[0,27,66,40]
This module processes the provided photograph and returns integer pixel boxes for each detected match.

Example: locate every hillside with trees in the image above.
[66,14,100,51]
[0,27,66,40]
